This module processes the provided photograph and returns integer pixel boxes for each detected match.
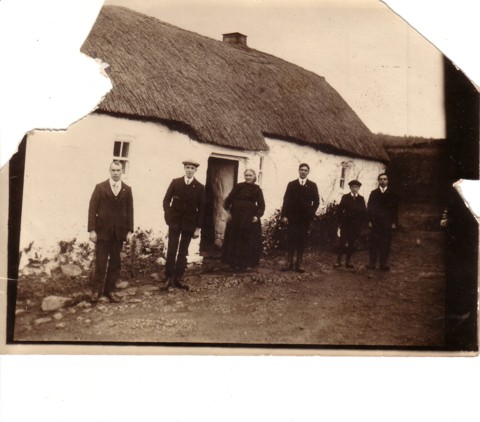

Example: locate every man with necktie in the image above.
[88,161,134,302]
[366,173,399,271]
[280,163,320,273]
[162,159,206,290]
[334,179,367,269]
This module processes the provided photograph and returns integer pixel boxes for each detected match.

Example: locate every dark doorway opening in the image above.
[200,157,239,257]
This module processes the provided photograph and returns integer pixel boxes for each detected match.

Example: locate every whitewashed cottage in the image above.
[20,6,388,264]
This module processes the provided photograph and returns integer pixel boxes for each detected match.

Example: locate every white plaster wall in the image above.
[20,114,257,265]
[20,115,384,266]
[262,137,385,216]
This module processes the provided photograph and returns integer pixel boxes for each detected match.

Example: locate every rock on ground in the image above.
[61,264,82,277]
[41,296,73,312]
[150,273,161,281]
[34,317,52,325]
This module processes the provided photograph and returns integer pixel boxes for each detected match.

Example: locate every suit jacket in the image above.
[88,180,134,241]
[367,187,399,229]
[281,179,320,225]
[338,193,367,231]
[163,177,206,232]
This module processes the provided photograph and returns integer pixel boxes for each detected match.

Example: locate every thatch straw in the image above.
[82,6,389,161]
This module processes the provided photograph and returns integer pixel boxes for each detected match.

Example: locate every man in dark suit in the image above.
[366,173,399,271]
[335,179,367,269]
[162,159,206,290]
[88,161,134,303]
[281,163,320,273]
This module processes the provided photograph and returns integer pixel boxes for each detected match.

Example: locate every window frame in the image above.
[113,140,131,176]
[339,161,353,189]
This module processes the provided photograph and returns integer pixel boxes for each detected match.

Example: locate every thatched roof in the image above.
[82,6,388,161]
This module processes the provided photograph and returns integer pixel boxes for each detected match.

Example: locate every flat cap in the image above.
[182,159,200,167]
[348,179,362,187]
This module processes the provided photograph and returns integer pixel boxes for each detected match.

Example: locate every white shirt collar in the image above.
[380,186,387,193]
[184,176,194,185]
[110,179,121,196]
[299,178,307,185]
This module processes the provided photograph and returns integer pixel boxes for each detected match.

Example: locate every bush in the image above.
[309,202,340,250]
[122,228,166,279]
[20,241,50,274]
[17,239,93,300]
[262,203,344,256]
[55,238,94,267]
[19,238,94,276]
[262,209,288,257]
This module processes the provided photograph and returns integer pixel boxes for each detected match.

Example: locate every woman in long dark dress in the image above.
[222,169,266,271]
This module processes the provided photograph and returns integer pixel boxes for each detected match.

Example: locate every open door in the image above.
[200,157,238,257]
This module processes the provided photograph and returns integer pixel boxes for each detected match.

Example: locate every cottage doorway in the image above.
[200,157,239,257]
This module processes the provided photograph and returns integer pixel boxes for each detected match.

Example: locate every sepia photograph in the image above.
[4,0,478,352]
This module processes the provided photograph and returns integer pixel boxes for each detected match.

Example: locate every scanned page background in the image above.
[1,0,479,420]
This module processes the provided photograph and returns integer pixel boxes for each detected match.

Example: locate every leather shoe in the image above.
[281,262,293,272]
[295,266,305,273]
[380,265,390,272]
[107,292,121,303]
[160,277,174,291]
[173,277,189,291]
[366,264,375,270]
[346,264,354,269]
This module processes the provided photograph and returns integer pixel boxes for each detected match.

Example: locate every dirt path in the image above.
[13,230,445,348]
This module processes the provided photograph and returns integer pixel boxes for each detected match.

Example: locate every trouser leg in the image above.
[166,226,181,277]
[369,229,380,266]
[175,231,193,277]
[346,230,360,263]
[104,239,123,294]
[286,225,296,266]
[379,229,392,267]
[94,240,109,295]
[295,223,308,267]
[338,231,347,259]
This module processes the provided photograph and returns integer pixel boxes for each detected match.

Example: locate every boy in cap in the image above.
[335,179,366,269]
[162,159,206,290]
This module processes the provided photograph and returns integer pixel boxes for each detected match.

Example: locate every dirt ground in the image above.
[13,229,445,348]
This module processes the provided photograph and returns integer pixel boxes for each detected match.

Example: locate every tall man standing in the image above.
[366,173,399,271]
[162,159,205,290]
[281,163,320,273]
[88,161,134,303]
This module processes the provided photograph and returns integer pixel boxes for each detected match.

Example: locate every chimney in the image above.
[222,32,247,47]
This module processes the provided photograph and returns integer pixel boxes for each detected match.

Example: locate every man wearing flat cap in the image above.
[162,159,206,290]
[335,179,367,269]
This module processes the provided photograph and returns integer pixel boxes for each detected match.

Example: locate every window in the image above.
[113,141,130,174]
[258,156,264,186]
[339,161,352,189]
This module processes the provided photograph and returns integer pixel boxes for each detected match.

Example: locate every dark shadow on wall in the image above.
[443,57,479,352]
[6,136,26,343]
